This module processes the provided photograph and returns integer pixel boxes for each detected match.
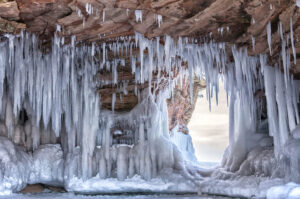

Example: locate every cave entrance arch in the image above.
[188,81,229,166]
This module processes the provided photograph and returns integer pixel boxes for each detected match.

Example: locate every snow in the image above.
[29,144,64,186]
[0,136,31,195]
[0,193,215,199]
[66,174,196,194]
[199,173,286,198]
[267,183,300,199]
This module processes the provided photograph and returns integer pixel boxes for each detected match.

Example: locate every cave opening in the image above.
[188,81,229,165]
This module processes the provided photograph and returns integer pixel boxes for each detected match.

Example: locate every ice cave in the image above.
[0,0,299,199]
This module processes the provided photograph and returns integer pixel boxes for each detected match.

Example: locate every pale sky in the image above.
[188,82,229,163]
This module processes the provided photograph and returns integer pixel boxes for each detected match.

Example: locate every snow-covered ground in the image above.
[267,183,300,199]
[0,193,230,199]
[66,174,196,194]
[197,162,219,169]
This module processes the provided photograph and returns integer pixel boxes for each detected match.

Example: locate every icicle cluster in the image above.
[0,31,228,185]
[0,23,299,191]
[0,30,100,179]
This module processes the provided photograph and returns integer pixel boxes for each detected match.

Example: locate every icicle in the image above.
[267,21,272,55]
[112,93,116,113]
[263,65,280,155]
[102,10,105,22]
[275,67,289,147]
[139,122,145,175]
[86,3,93,15]
[279,22,284,41]
[135,10,142,23]
[290,18,297,65]
[157,14,162,28]
[251,36,255,51]
[282,38,288,87]
[112,60,118,84]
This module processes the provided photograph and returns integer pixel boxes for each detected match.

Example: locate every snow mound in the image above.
[66,174,196,194]
[199,169,286,198]
[267,183,300,199]
[0,136,31,195]
[29,144,64,186]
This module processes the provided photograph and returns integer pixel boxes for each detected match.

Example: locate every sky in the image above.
[188,82,229,163]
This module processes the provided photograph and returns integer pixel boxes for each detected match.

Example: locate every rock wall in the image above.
[167,78,205,131]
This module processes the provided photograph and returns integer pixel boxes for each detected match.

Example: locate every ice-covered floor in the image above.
[266,183,300,199]
[66,174,197,194]
[0,193,231,199]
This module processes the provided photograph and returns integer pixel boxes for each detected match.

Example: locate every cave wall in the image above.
[167,78,205,131]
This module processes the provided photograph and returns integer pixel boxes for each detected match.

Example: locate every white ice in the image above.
[267,183,300,199]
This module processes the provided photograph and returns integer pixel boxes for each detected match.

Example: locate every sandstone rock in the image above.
[20,184,44,193]
[0,1,20,20]
[168,78,205,130]
[0,17,26,33]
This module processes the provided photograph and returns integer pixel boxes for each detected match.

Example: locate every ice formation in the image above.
[157,14,163,28]
[0,17,298,197]
[102,10,105,22]
[0,31,212,194]
[85,3,93,15]
[135,10,142,23]
[297,0,300,8]
[267,21,272,54]
[170,125,198,163]
[251,36,255,51]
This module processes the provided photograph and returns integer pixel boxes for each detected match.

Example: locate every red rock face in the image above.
[168,78,205,131]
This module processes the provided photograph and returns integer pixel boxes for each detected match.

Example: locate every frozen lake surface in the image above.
[0,193,230,199]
